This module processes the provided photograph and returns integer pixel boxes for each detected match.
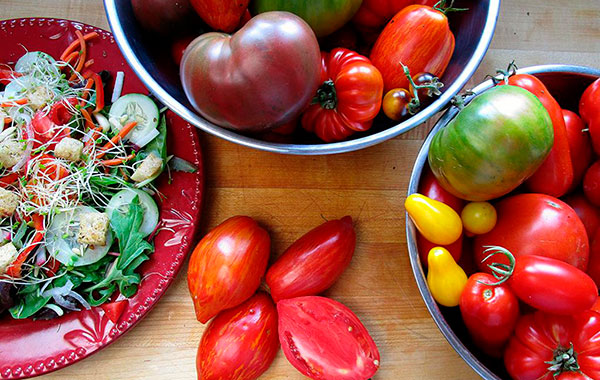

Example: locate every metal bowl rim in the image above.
[406,64,600,380]
[103,0,500,155]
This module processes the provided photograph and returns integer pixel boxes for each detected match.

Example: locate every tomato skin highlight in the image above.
[504,74,574,197]
[504,310,600,380]
[277,296,380,380]
[266,216,356,302]
[506,255,598,315]
[370,5,454,92]
[187,216,270,323]
[196,292,279,380]
[459,273,519,358]
[474,193,589,273]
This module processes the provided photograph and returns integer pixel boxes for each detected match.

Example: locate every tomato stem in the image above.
[314,80,337,110]
[487,60,519,85]
[401,64,443,115]
[433,0,469,14]
[545,343,580,377]
[479,246,516,286]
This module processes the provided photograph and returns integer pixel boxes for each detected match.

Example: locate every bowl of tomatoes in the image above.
[103,0,499,154]
[407,64,600,379]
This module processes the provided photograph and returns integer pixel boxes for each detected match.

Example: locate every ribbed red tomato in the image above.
[504,310,600,380]
[459,273,519,358]
[301,48,383,142]
[474,194,589,272]
[266,216,356,302]
[187,216,270,323]
[563,109,593,191]
[196,292,279,380]
[369,5,454,92]
[278,296,380,380]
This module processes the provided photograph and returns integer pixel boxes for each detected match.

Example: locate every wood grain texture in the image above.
[2,0,600,379]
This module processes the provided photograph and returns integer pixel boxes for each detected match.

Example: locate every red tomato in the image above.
[417,165,465,266]
[593,296,600,314]
[100,300,128,324]
[187,216,270,323]
[189,0,249,33]
[579,78,600,154]
[502,74,573,197]
[49,98,79,126]
[459,273,519,358]
[301,48,383,142]
[278,296,380,380]
[266,216,356,302]
[369,5,454,92]
[474,194,589,272]
[502,254,598,315]
[504,310,600,380]
[584,161,600,207]
[586,228,600,288]
[351,0,437,33]
[563,109,593,191]
[563,192,600,238]
[171,35,196,66]
[30,100,76,148]
[197,292,279,380]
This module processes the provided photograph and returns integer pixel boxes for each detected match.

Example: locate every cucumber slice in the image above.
[108,94,159,148]
[105,188,159,237]
[15,51,59,77]
[46,206,113,267]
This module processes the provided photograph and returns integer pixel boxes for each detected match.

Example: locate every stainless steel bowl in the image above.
[103,0,499,155]
[407,64,600,379]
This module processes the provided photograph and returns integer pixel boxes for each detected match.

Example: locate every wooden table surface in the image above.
[2,1,600,379]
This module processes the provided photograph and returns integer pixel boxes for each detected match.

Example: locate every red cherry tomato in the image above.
[417,166,465,266]
[563,192,600,238]
[187,216,270,323]
[584,161,600,207]
[49,98,79,125]
[563,109,593,191]
[266,216,355,302]
[30,99,77,148]
[459,273,519,358]
[278,296,380,380]
[502,74,573,197]
[580,78,600,154]
[197,292,279,380]
[474,194,589,272]
[504,310,600,380]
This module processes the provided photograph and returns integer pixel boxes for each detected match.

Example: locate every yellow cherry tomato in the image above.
[405,193,462,245]
[427,247,468,307]
[461,201,497,235]
[382,88,411,121]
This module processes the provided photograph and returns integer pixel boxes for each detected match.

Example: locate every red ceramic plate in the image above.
[0,19,204,379]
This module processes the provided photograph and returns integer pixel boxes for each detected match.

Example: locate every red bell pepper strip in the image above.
[499,74,573,197]
[5,214,45,278]
[0,173,19,187]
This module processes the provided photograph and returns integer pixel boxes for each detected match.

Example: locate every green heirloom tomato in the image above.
[428,85,553,201]
[250,0,363,37]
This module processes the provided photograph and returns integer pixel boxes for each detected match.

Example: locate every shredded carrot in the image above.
[0,98,28,107]
[60,31,98,61]
[80,108,96,130]
[62,51,79,67]
[95,121,137,159]
[5,214,45,278]
[83,59,95,69]
[68,30,87,81]
[100,153,136,166]
[80,78,94,105]
[3,117,11,124]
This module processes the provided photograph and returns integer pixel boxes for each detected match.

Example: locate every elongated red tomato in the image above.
[503,74,573,197]
[187,216,270,323]
[197,292,279,380]
[459,273,519,358]
[496,253,598,315]
[351,0,437,32]
[474,194,589,272]
[370,5,454,91]
[266,216,356,302]
[278,296,380,380]
[563,109,593,191]
[505,310,600,380]
[417,166,464,266]
[580,78,600,154]
[301,48,383,142]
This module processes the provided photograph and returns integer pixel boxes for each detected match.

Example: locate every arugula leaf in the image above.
[9,284,51,319]
[84,195,153,300]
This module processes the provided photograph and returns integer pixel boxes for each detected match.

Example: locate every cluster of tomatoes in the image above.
[186,215,380,380]
[408,76,600,379]
[131,0,458,142]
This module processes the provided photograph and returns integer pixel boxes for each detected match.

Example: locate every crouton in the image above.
[0,243,18,275]
[54,137,84,162]
[28,86,55,110]
[0,139,24,168]
[77,212,110,246]
[131,153,163,183]
[0,188,19,218]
